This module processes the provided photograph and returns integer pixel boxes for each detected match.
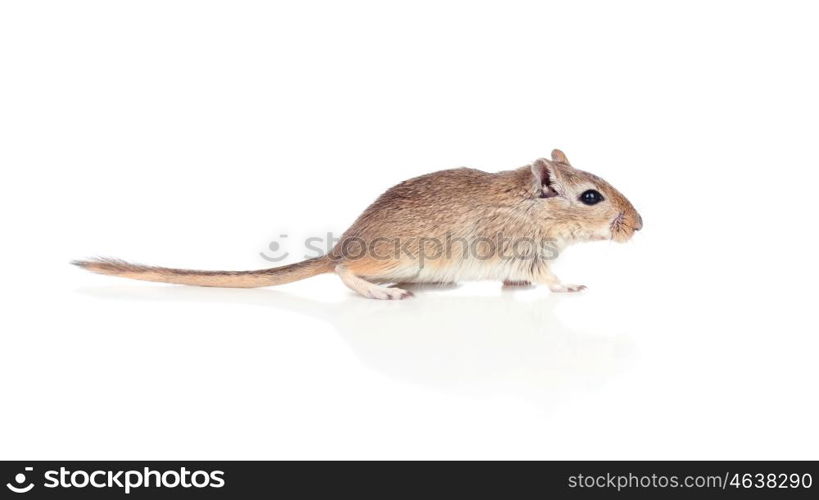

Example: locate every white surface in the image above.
[1,1,817,459]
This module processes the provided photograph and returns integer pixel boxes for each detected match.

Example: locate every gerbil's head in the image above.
[529,149,642,243]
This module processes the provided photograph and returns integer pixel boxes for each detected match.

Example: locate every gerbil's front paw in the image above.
[549,284,587,293]
[366,286,414,300]
[503,280,533,288]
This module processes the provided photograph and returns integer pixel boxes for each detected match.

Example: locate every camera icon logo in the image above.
[6,467,35,494]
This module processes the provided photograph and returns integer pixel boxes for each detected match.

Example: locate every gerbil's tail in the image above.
[72,256,333,288]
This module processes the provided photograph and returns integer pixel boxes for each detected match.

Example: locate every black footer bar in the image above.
[1,461,816,499]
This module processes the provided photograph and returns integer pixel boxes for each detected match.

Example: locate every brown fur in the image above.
[72,257,332,288]
[74,149,641,299]
[329,150,641,284]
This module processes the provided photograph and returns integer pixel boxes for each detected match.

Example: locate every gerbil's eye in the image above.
[579,189,604,205]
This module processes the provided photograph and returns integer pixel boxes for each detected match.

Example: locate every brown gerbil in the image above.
[74,149,642,299]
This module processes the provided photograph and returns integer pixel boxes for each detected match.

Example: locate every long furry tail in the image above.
[72,256,333,288]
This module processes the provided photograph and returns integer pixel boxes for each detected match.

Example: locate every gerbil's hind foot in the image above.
[503,280,533,288]
[550,284,587,293]
[336,264,413,300]
[365,285,413,300]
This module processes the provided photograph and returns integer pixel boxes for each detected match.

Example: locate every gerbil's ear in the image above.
[551,149,570,165]
[531,158,561,198]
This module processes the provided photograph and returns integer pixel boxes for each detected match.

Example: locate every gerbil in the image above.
[74,149,642,299]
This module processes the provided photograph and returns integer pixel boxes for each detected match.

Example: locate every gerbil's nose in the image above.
[634,213,643,231]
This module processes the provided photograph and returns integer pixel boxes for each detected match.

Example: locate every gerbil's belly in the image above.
[366,256,534,284]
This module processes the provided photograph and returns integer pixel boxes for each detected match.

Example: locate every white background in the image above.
[1,1,817,459]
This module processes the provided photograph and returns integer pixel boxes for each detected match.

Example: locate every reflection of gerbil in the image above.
[74,149,642,299]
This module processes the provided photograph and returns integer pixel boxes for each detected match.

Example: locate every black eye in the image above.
[579,189,604,205]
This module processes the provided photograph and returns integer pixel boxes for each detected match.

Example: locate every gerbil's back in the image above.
[336,167,528,243]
